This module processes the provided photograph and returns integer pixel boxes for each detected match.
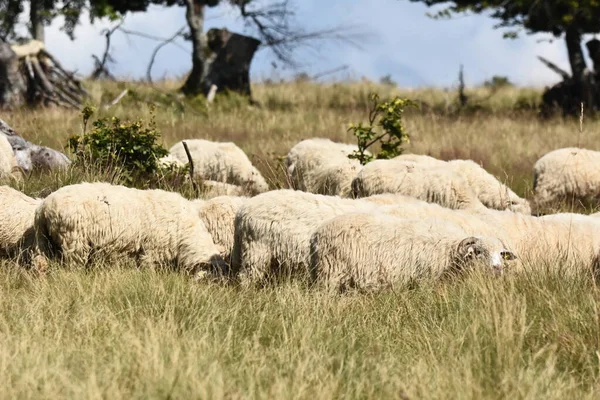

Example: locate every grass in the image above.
[2,79,600,398]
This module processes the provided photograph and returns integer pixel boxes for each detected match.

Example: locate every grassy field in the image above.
[2,80,600,398]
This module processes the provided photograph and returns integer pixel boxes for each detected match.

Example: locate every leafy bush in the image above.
[483,76,513,90]
[348,94,414,165]
[67,106,168,183]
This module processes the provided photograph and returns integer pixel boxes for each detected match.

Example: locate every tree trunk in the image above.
[0,40,25,108]
[181,0,206,96]
[29,0,45,42]
[566,27,586,82]
[200,28,261,99]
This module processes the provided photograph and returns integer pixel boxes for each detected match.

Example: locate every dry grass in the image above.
[1,80,600,398]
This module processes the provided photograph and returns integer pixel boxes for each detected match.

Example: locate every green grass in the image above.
[2,80,600,398]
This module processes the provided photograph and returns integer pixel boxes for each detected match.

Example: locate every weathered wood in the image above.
[0,40,86,109]
[0,40,26,108]
[200,28,261,99]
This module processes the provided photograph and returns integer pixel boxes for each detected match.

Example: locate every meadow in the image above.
[1,80,600,399]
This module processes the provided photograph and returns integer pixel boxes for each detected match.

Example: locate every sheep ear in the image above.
[457,237,480,258]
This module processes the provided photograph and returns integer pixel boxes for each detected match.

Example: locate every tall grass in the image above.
[1,80,600,398]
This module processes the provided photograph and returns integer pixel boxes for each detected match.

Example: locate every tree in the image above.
[93,0,354,97]
[0,0,108,42]
[408,0,600,114]
[0,0,356,100]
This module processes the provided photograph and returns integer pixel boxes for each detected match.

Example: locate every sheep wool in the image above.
[197,195,247,262]
[448,159,531,214]
[310,212,517,292]
[201,181,246,197]
[533,147,600,208]
[351,159,486,210]
[395,154,530,213]
[0,134,19,179]
[33,182,223,273]
[169,139,269,194]
[230,189,381,286]
[285,138,366,196]
[0,186,41,258]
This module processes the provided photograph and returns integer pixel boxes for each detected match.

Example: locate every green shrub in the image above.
[348,94,414,165]
[67,106,168,183]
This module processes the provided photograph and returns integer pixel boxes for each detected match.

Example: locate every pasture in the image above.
[1,81,600,399]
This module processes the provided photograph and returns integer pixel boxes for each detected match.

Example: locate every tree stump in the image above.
[201,28,261,99]
[0,40,26,108]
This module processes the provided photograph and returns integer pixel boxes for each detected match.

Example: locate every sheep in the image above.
[168,139,269,195]
[0,134,20,179]
[310,212,517,292]
[448,159,530,214]
[196,195,247,262]
[365,200,600,273]
[0,186,41,258]
[32,182,224,274]
[157,154,185,169]
[310,160,362,197]
[533,147,600,209]
[395,154,530,213]
[200,181,246,197]
[394,153,446,166]
[351,159,487,210]
[285,138,365,196]
[230,189,382,286]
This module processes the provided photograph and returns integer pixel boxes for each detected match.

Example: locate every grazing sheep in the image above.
[157,154,185,169]
[310,212,517,292]
[533,147,600,209]
[448,160,530,214]
[196,195,247,261]
[0,134,19,179]
[230,189,381,286]
[32,182,224,274]
[0,186,41,258]
[351,159,486,210]
[169,139,269,194]
[394,153,446,166]
[373,200,600,273]
[285,138,365,196]
[470,209,600,273]
[396,154,530,213]
[201,180,246,197]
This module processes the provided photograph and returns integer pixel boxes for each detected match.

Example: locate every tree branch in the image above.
[146,26,186,83]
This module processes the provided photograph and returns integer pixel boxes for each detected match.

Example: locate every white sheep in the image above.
[196,195,247,262]
[285,138,365,196]
[0,134,19,180]
[200,180,246,197]
[169,139,269,194]
[32,182,224,274]
[230,189,381,286]
[396,154,530,213]
[351,159,486,210]
[533,147,600,209]
[310,212,517,292]
[0,186,41,258]
[394,153,446,166]
[448,159,530,214]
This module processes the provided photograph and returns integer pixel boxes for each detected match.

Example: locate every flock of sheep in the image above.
[2,134,600,292]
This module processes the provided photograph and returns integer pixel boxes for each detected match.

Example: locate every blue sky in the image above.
[42,0,576,87]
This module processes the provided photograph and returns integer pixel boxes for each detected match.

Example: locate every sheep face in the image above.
[455,236,517,273]
[13,145,32,173]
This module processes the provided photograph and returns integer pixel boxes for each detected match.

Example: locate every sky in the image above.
[37,0,582,88]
